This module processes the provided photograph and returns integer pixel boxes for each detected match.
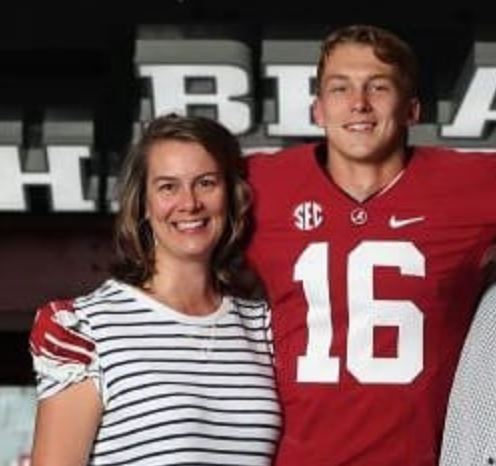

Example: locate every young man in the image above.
[440,284,496,466]
[30,25,496,465]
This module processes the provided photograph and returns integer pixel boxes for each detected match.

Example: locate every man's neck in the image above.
[325,149,407,202]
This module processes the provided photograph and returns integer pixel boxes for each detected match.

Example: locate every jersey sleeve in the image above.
[30,304,103,402]
[245,151,283,270]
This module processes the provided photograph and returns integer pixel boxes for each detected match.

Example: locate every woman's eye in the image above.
[198,177,217,189]
[158,182,176,193]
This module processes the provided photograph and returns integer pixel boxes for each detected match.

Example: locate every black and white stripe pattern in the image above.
[36,280,281,466]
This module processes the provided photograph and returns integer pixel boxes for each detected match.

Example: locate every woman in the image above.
[30,114,281,465]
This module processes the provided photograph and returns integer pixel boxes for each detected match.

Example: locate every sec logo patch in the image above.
[293,201,324,231]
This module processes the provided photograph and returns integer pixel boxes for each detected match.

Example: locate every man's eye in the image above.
[329,86,347,94]
[370,83,391,92]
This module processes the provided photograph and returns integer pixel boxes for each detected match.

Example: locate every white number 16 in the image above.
[294,241,425,384]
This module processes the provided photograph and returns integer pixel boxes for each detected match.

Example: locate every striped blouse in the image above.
[34,279,281,466]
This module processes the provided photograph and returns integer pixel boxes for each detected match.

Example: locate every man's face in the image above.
[313,43,420,165]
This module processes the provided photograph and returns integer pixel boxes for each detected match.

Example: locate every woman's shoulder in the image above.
[73,279,130,312]
[228,296,270,319]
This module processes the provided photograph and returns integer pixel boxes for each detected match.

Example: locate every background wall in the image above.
[1,2,496,464]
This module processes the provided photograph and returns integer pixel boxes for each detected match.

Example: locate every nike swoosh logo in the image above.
[389,215,425,229]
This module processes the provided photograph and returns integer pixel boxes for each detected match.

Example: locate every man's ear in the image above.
[406,97,421,126]
[312,98,325,128]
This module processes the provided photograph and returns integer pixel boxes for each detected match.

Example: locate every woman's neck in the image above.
[145,259,221,316]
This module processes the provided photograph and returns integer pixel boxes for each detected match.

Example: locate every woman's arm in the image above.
[31,379,102,466]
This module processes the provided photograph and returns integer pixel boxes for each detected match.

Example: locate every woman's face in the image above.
[144,139,227,267]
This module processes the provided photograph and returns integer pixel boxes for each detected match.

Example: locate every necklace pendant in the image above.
[200,324,216,360]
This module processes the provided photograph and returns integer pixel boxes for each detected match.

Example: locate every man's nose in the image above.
[351,89,372,112]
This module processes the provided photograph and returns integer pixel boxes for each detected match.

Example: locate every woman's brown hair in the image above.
[111,113,260,298]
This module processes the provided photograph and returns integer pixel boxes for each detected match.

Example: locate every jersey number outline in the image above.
[294,241,425,384]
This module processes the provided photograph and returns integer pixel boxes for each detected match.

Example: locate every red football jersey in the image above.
[247,144,496,466]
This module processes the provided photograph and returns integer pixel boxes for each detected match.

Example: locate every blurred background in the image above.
[1,1,496,464]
